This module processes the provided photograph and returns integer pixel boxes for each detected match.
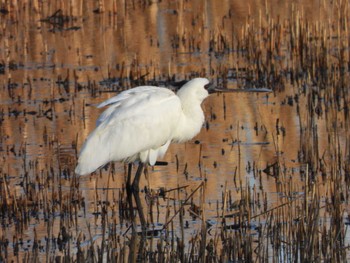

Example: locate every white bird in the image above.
[75,77,213,189]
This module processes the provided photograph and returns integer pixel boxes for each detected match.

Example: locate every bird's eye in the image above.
[204,83,215,93]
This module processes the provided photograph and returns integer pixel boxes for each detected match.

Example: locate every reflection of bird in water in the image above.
[75,77,213,190]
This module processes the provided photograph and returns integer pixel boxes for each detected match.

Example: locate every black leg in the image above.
[133,190,147,231]
[126,163,135,221]
[132,163,147,230]
[127,163,133,189]
[132,162,144,192]
[125,162,147,231]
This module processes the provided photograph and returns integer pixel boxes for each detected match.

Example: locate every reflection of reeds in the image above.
[1,0,350,261]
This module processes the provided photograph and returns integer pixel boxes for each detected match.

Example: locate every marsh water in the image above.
[1,0,350,262]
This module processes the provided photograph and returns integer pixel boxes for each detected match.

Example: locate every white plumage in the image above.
[75,77,210,175]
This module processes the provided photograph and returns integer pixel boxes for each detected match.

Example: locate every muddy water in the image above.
[0,0,349,261]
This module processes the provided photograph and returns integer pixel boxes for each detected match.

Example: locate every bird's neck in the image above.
[173,103,205,142]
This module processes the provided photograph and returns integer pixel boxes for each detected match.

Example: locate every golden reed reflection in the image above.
[0,0,349,261]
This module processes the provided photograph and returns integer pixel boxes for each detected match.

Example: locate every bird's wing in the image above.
[97,86,159,108]
[75,87,182,175]
[96,86,171,126]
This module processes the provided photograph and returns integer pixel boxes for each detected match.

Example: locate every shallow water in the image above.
[1,0,350,261]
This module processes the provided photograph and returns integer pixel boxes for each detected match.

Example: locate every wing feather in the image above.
[96,86,173,126]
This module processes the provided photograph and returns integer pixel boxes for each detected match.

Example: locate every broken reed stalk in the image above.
[2,0,350,261]
[162,182,204,230]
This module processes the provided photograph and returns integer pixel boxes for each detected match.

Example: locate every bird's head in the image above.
[176,78,213,103]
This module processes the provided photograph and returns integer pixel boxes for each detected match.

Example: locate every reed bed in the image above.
[0,0,350,262]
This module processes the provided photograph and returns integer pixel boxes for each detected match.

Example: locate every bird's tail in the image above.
[75,129,113,175]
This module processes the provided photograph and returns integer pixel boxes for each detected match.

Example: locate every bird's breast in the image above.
[172,108,204,143]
